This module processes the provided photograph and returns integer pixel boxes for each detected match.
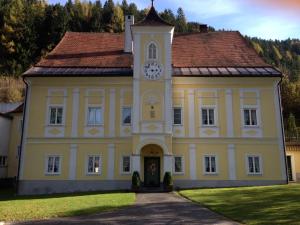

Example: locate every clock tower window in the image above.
[148,43,157,60]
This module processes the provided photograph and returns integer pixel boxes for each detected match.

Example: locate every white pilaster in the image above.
[109,89,116,137]
[133,79,140,133]
[69,144,77,180]
[163,155,173,174]
[71,88,80,137]
[132,154,141,173]
[189,144,197,180]
[188,90,195,137]
[225,89,234,137]
[274,82,287,180]
[165,79,172,133]
[227,144,236,180]
[107,144,115,180]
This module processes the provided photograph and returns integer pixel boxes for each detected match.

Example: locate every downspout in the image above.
[277,77,288,184]
[16,76,29,195]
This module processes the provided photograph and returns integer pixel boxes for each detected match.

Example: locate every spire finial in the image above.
[151,0,154,7]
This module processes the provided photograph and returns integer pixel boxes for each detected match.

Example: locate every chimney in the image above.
[124,15,134,53]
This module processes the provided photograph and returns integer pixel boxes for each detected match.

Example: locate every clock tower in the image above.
[130,5,175,178]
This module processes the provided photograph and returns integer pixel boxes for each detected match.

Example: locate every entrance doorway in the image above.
[144,157,160,187]
[287,155,294,182]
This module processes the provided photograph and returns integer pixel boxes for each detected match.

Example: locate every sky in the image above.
[48,0,300,40]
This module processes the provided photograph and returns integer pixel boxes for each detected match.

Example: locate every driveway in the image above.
[12,192,240,225]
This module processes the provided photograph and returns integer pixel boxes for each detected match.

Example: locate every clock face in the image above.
[143,62,163,80]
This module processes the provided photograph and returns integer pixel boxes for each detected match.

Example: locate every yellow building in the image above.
[19,6,287,194]
[286,142,300,182]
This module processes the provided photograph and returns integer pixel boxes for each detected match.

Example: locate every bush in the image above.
[131,171,141,192]
[163,172,173,192]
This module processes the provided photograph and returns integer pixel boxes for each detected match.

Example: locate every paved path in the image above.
[12,193,240,225]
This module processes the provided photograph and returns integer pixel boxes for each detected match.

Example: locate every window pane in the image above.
[54,157,60,173]
[251,110,257,125]
[254,157,260,173]
[211,157,216,172]
[205,156,210,172]
[202,109,208,125]
[123,156,130,172]
[50,108,56,124]
[209,109,214,125]
[88,108,95,124]
[95,108,102,124]
[48,157,53,173]
[248,157,254,173]
[244,110,250,125]
[56,108,63,124]
[88,157,94,173]
[122,108,131,124]
[175,157,182,172]
[173,108,182,125]
[94,156,100,173]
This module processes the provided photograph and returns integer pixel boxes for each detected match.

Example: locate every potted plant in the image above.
[131,171,141,192]
[163,172,173,192]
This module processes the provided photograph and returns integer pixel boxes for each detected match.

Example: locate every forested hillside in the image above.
[0,0,299,128]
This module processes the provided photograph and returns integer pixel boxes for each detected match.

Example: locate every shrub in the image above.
[163,172,173,191]
[131,171,141,191]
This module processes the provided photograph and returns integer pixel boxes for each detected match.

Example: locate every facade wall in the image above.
[286,146,300,182]
[0,116,11,178]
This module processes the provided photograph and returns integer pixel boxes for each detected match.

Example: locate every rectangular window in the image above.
[0,156,8,167]
[122,156,131,173]
[46,155,60,174]
[173,107,182,125]
[87,155,101,174]
[247,155,261,174]
[202,108,215,126]
[87,107,102,125]
[174,156,183,173]
[49,107,63,125]
[204,155,217,174]
[244,109,258,126]
[122,107,131,125]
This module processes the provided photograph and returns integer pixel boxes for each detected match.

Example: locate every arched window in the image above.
[148,43,157,60]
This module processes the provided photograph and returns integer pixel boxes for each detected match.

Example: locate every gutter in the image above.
[16,76,29,195]
[277,77,288,184]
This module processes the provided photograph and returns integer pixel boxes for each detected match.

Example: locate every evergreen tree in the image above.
[175,7,187,33]
[102,0,115,32]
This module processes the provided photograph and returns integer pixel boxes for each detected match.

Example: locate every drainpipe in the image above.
[277,77,288,184]
[16,76,29,195]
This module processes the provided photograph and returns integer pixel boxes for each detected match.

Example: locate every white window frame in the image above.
[122,107,132,126]
[120,155,131,174]
[48,106,64,126]
[86,106,103,126]
[45,155,61,175]
[0,156,8,167]
[86,155,102,175]
[173,107,183,125]
[173,155,184,174]
[243,108,259,127]
[246,154,263,175]
[147,42,158,60]
[203,155,218,175]
[201,107,216,127]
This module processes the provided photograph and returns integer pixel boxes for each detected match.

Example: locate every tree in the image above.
[90,0,103,32]
[175,7,187,33]
[102,0,115,32]
[112,4,124,33]
[159,9,175,25]
[286,113,298,140]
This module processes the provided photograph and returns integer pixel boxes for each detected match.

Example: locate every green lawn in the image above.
[0,190,135,222]
[180,184,300,225]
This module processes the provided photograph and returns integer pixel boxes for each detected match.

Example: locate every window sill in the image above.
[173,172,184,175]
[247,173,263,176]
[243,125,260,129]
[86,124,104,127]
[46,124,64,127]
[45,173,61,176]
[173,124,183,126]
[122,124,131,126]
[120,171,131,175]
[201,125,218,128]
[86,173,102,176]
[204,172,218,176]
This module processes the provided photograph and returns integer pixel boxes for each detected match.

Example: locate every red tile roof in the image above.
[36,31,270,69]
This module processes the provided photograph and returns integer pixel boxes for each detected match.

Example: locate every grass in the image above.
[0,189,135,222]
[179,184,300,225]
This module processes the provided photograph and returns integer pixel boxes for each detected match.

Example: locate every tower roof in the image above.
[133,6,173,27]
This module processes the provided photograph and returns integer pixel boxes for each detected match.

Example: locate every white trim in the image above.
[227,144,236,180]
[132,79,140,133]
[200,106,217,127]
[146,41,158,61]
[71,88,79,137]
[86,154,102,175]
[188,90,195,137]
[273,81,287,180]
[107,144,115,179]
[173,155,185,175]
[19,79,31,179]
[120,155,131,175]
[203,154,218,175]
[44,154,62,176]
[245,154,263,175]
[225,89,234,137]
[121,106,132,126]
[108,89,116,137]
[86,106,104,126]
[172,106,183,125]
[69,144,77,180]
[165,79,172,133]
[163,154,173,174]
[189,144,197,180]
